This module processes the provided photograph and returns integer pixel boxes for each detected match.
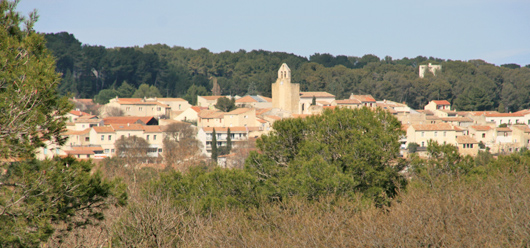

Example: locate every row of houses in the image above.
[41,64,530,164]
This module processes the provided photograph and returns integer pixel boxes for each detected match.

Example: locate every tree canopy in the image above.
[0,2,126,246]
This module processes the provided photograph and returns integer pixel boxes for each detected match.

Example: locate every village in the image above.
[37,63,530,166]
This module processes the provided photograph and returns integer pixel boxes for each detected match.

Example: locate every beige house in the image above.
[456,136,479,156]
[468,125,495,148]
[73,115,104,131]
[197,96,225,110]
[157,98,191,112]
[333,99,362,109]
[105,97,170,118]
[349,95,376,108]
[197,127,249,156]
[483,111,530,126]
[174,106,206,123]
[407,123,461,148]
[224,108,257,128]
[299,92,335,114]
[197,110,225,128]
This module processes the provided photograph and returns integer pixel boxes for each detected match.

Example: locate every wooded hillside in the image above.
[45,32,530,111]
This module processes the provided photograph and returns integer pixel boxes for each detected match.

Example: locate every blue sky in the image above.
[17,0,530,66]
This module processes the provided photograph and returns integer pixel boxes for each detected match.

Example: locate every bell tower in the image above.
[272,63,300,114]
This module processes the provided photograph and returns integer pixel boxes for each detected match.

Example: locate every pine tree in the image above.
[211,128,218,161]
[227,127,232,153]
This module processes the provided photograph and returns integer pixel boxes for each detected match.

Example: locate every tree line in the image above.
[45,32,530,111]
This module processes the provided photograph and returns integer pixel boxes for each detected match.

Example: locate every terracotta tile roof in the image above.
[468,111,499,116]
[69,110,91,116]
[93,126,115,133]
[236,95,258,103]
[103,116,156,125]
[63,128,91,135]
[202,127,248,132]
[317,101,332,105]
[257,118,267,124]
[432,100,451,105]
[227,108,253,115]
[470,125,492,131]
[401,124,409,131]
[456,136,478,144]
[336,99,362,104]
[350,95,376,102]
[484,112,525,117]
[440,117,473,122]
[143,125,162,133]
[198,110,224,118]
[116,98,142,102]
[66,146,104,155]
[411,123,457,131]
[300,92,335,98]
[118,101,169,107]
[255,108,272,115]
[110,123,144,131]
[191,106,207,113]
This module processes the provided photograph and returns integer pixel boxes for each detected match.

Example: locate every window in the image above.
[101,135,104,141]
[434,131,437,137]
[421,132,425,137]
[244,115,248,119]
[157,107,161,111]
[111,149,115,153]
[105,149,110,153]
[463,144,466,148]
[443,131,446,137]
[154,135,157,140]
[85,137,90,142]
[108,135,112,141]
[470,144,473,148]
[139,107,143,111]
[421,141,425,147]
[126,107,130,111]
[158,148,162,153]
[146,135,150,140]
[482,133,486,138]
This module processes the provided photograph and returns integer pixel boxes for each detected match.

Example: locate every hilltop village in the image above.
[38,63,530,166]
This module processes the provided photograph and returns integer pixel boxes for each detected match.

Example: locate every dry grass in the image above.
[47,158,530,247]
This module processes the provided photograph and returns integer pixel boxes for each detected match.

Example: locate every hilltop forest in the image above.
[45,32,530,111]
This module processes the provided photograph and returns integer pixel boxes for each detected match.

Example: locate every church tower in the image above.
[271,63,300,114]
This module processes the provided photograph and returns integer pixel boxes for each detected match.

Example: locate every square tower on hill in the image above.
[271,63,300,114]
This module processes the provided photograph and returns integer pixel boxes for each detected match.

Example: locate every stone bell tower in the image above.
[271,63,300,114]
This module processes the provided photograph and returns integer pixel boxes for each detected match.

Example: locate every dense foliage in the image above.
[0,2,127,246]
[149,108,406,212]
[0,2,70,159]
[45,32,530,110]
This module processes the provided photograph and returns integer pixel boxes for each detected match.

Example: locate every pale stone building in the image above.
[271,63,300,114]
[419,63,442,78]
